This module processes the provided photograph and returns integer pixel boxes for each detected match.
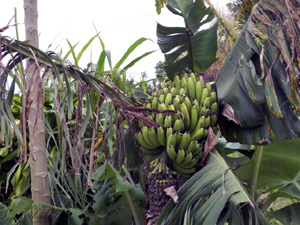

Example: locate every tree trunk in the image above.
[24,0,51,224]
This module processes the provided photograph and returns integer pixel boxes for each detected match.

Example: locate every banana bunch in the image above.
[135,70,218,177]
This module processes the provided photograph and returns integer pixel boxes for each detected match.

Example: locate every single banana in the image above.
[166,130,177,147]
[163,87,169,95]
[179,86,186,96]
[158,92,165,103]
[190,72,197,84]
[211,102,218,114]
[146,103,152,108]
[187,75,196,100]
[187,139,198,153]
[181,150,193,166]
[180,102,191,130]
[171,85,177,97]
[194,115,205,131]
[152,96,158,109]
[175,148,185,163]
[165,93,173,106]
[189,104,198,133]
[210,91,217,103]
[175,131,181,145]
[183,95,192,112]
[156,113,164,125]
[181,76,187,89]
[204,115,210,128]
[193,99,200,114]
[196,77,204,104]
[164,115,172,127]
[203,97,211,107]
[166,127,173,140]
[178,131,191,150]
[200,106,209,117]
[172,160,195,176]
[190,127,204,141]
[166,144,177,160]
[173,75,181,93]
[210,114,218,127]
[159,102,168,111]
[173,96,181,111]
[157,126,166,145]
[140,146,163,155]
[192,144,203,158]
[136,132,157,149]
[173,119,184,132]
[206,82,212,94]
[179,157,199,169]
[142,126,160,147]
[200,87,209,105]
[149,127,161,147]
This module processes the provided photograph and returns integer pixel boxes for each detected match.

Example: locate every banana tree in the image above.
[153,0,300,224]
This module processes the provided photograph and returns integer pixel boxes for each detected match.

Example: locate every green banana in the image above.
[181,76,187,89]
[140,146,163,155]
[195,78,204,104]
[178,131,191,150]
[210,114,217,127]
[179,87,186,96]
[166,131,177,147]
[175,131,181,145]
[152,96,158,109]
[142,126,160,147]
[181,150,193,166]
[183,95,192,112]
[191,127,204,141]
[211,102,218,114]
[165,93,173,106]
[210,91,217,103]
[159,102,168,111]
[179,157,199,169]
[166,127,173,140]
[149,127,161,147]
[173,119,184,132]
[164,115,172,127]
[171,160,195,176]
[158,92,165,103]
[166,144,177,160]
[203,97,211,107]
[163,87,169,95]
[156,113,164,125]
[180,102,191,130]
[136,132,157,149]
[193,99,200,114]
[190,72,197,84]
[187,139,198,153]
[173,96,181,111]
[175,148,185,163]
[146,103,152,108]
[204,115,210,128]
[187,75,196,100]
[173,75,181,93]
[157,126,166,145]
[190,104,198,132]
[192,144,203,158]
[171,85,177,97]
[206,82,212,94]
[200,87,209,105]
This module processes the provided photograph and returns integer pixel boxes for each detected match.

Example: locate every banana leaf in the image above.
[235,138,300,194]
[157,0,217,80]
[157,149,269,225]
[216,0,300,144]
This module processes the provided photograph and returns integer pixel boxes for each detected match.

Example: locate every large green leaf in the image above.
[157,150,269,225]
[235,138,300,194]
[0,203,15,225]
[267,203,300,225]
[216,0,300,144]
[157,0,217,80]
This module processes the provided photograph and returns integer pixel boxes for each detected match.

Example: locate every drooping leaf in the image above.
[157,0,217,80]
[157,150,269,225]
[216,0,300,144]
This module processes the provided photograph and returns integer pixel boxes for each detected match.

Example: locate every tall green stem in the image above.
[124,190,140,225]
[250,145,263,199]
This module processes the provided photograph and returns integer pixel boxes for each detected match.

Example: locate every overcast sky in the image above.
[0,0,230,80]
